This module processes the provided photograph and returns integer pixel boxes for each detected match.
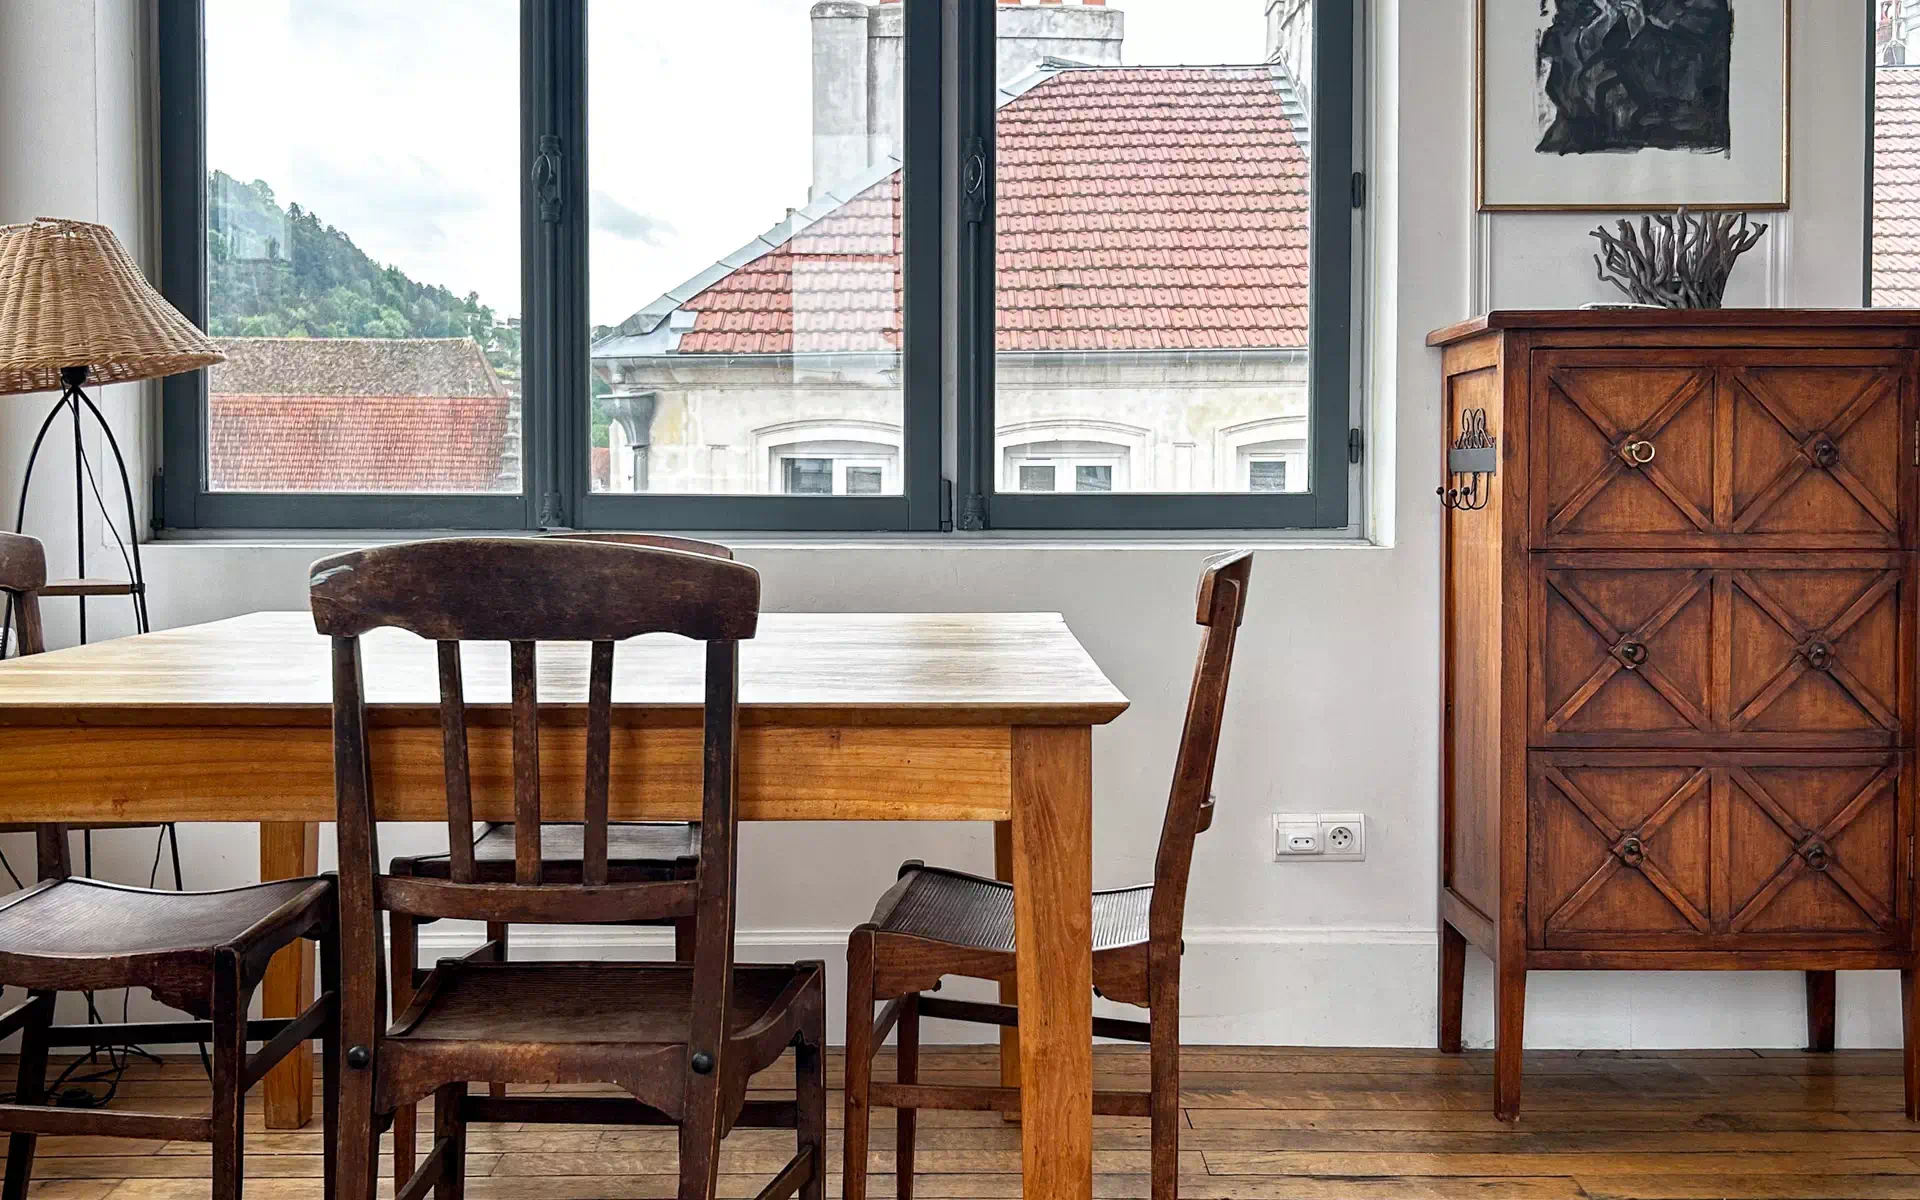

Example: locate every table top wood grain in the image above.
[0,610,1130,728]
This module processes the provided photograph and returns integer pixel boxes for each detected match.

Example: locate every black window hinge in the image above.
[532,134,564,224]
[1348,427,1365,465]
[939,478,955,532]
[963,136,989,227]
[1350,171,1365,209]
[149,470,164,532]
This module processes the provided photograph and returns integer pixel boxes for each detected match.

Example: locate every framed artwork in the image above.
[1477,0,1790,212]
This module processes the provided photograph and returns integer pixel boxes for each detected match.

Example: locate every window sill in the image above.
[148,527,1380,552]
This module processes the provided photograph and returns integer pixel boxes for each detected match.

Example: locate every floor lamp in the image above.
[0,217,226,644]
[0,217,226,1100]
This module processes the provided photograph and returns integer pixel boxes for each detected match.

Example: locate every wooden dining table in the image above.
[0,608,1126,1199]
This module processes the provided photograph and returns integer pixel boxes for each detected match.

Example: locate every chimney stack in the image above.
[1266,0,1312,115]
[811,1,1123,201]
[811,2,872,202]
[995,0,1122,88]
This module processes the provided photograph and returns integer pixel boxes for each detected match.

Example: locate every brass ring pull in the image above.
[1809,435,1840,469]
[1801,639,1835,672]
[1614,638,1648,668]
[1801,841,1831,872]
[1623,440,1657,466]
[1617,836,1646,867]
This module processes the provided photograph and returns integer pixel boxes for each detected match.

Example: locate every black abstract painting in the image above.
[1534,0,1733,156]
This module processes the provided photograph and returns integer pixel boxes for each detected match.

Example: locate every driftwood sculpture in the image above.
[1590,208,1767,309]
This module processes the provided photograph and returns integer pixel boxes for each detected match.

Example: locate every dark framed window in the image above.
[158,0,1357,534]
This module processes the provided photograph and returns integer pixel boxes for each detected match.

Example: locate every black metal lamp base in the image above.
[9,364,149,644]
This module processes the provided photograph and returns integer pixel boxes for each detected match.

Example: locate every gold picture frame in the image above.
[1476,0,1791,213]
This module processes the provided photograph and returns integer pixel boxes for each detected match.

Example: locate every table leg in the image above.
[260,821,317,1130]
[1010,726,1093,1200]
[993,820,1021,1105]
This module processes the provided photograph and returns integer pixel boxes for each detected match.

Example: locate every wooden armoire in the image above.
[1431,310,1920,1121]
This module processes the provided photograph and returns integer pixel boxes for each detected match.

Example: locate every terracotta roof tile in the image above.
[667,66,1308,356]
[208,337,511,492]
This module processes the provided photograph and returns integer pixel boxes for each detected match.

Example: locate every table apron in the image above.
[0,723,1014,822]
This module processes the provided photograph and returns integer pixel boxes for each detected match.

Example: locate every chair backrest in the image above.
[542,531,735,561]
[0,531,47,657]
[311,537,760,1079]
[1149,550,1253,947]
[0,533,67,879]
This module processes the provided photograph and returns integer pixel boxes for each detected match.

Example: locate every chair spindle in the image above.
[510,640,542,885]
[582,641,615,887]
[436,641,476,885]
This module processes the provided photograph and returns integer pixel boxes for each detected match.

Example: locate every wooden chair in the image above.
[0,532,339,1200]
[382,533,727,1181]
[312,536,825,1200]
[840,550,1253,1200]
[0,534,185,889]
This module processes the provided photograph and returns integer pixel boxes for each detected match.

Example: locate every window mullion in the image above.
[902,0,947,532]
[953,0,997,531]
[525,0,588,531]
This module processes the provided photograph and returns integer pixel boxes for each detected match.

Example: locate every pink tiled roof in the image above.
[663,66,1309,356]
[208,337,512,492]
[1876,67,1920,306]
[679,178,902,355]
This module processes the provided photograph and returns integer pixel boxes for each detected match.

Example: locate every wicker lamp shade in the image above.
[0,217,225,396]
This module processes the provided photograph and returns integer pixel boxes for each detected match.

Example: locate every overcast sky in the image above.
[207,0,1272,327]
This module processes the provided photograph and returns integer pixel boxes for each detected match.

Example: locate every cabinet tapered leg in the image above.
[1806,971,1837,1052]
[1494,961,1526,1122]
[1903,969,1920,1121]
[1438,922,1467,1054]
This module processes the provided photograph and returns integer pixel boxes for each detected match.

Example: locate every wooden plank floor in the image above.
[6,1045,1920,1198]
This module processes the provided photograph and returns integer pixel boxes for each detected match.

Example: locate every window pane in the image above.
[1018,464,1057,492]
[589,1,906,496]
[204,1,521,494]
[993,0,1312,495]
[1876,22,1920,304]
[1249,459,1289,492]
[782,457,834,495]
[847,466,885,495]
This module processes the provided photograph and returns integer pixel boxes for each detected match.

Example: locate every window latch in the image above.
[532,134,564,224]
[962,137,988,227]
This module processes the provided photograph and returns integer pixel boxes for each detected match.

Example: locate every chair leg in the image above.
[677,1079,724,1200]
[795,968,827,1200]
[486,922,509,1101]
[896,991,918,1200]
[1438,920,1467,1054]
[842,930,877,1200]
[391,913,420,1193]
[320,929,342,1200]
[1148,957,1181,1200]
[1,990,55,1200]
[211,955,251,1200]
[434,1082,469,1200]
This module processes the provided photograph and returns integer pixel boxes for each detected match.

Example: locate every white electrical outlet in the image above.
[1319,812,1366,861]
[1272,815,1320,859]
[1273,813,1366,862]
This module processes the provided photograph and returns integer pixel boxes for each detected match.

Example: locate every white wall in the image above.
[3,0,1895,1050]
[0,0,173,1031]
